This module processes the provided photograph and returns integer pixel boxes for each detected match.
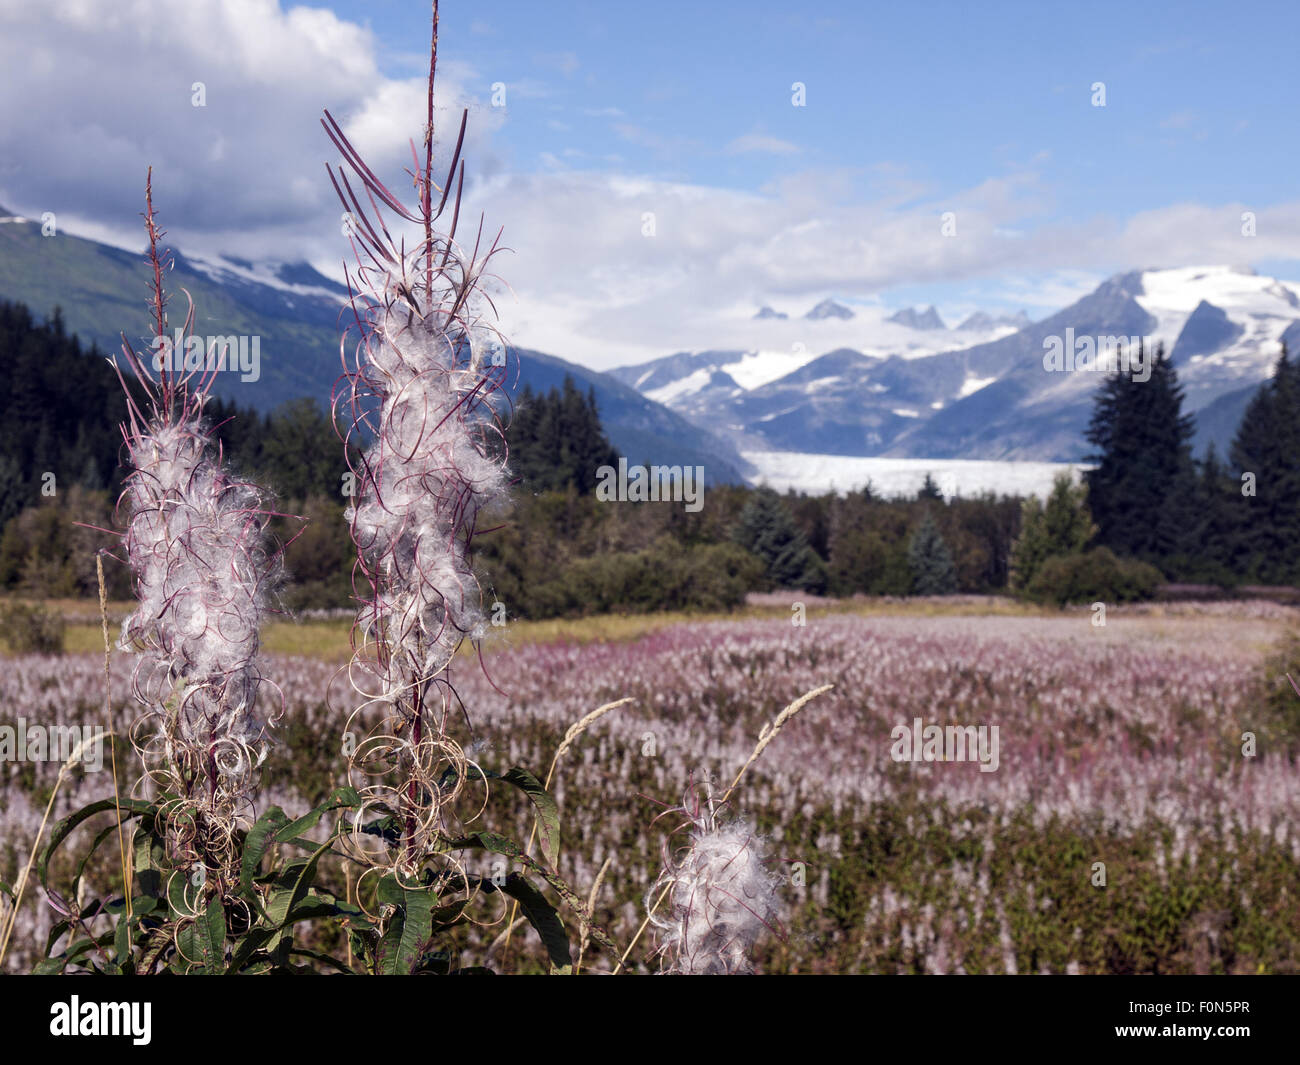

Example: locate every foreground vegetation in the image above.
[4,599,1298,973]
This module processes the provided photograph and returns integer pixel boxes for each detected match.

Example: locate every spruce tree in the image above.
[1229,343,1300,584]
[917,473,943,502]
[731,488,826,592]
[1084,342,1196,575]
[907,511,957,595]
[508,375,619,494]
[1193,442,1240,584]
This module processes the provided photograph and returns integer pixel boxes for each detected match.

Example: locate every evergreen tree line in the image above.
[9,298,1300,619]
[0,300,354,606]
[477,475,1024,618]
[1083,341,1300,587]
[505,377,620,494]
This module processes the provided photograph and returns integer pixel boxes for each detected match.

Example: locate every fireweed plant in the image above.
[314,5,626,969]
[315,1,833,973]
[645,781,782,975]
[321,38,508,880]
[25,176,330,975]
[27,1,830,975]
[112,178,287,880]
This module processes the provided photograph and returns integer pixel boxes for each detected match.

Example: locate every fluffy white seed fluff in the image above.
[346,289,506,704]
[648,808,781,975]
[118,396,275,806]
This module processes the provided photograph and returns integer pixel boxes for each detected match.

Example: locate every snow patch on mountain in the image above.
[1135,266,1297,351]
[645,367,717,405]
[958,374,997,398]
[186,253,349,305]
[725,348,828,390]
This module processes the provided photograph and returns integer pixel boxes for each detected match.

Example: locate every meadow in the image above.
[4,595,1298,974]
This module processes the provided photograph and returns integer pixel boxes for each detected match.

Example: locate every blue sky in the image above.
[328,0,1298,217]
[317,0,1300,324]
[2,0,1298,367]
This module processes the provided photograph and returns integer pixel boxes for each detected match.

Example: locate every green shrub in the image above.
[1247,629,1300,759]
[563,540,762,615]
[0,600,66,654]
[1008,473,1096,590]
[1026,547,1163,606]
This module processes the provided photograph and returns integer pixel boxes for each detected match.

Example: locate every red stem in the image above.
[424,2,438,301]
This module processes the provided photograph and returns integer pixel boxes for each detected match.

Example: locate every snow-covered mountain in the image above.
[887,305,947,330]
[0,210,748,482]
[610,266,1300,463]
[957,309,1030,332]
[805,298,855,320]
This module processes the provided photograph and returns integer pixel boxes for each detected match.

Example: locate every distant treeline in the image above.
[1,298,1298,619]
[0,299,353,605]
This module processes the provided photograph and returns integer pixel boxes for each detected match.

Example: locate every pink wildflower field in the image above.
[5,602,1297,974]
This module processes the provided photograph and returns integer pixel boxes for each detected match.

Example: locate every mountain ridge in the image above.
[614,266,1300,463]
[0,216,747,484]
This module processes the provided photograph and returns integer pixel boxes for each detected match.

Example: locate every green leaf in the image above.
[132,812,167,899]
[497,873,572,971]
[413,949,452,975]
[500,767,562,869]
[394,886,437,975]
[44,933,112,973]
[271,786,362,844]
[193,892,225,973]
[173,923,199,973]
[442,830,526,859]
[71,822,122,904]
[238,805,288,895]
[288,947,355,974]
[370,880,440,975]
[37,796,151,886]
[430,899,470,935]
[103,894,157,919]
[284,891,366,926]
[113,910,133,971]
[375,873,407,910]
[226,928,274,974]
[446,831,621,961]
[264,838,333,965]
[43,918,73,957]
[165,871,203,921]
[360,815,403,846]
[137,927,173,975]
[374,913,404,975]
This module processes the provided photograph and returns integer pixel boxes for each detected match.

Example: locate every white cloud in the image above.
[456,168,1300,370]
[725,133,800,155]
[0,0,500,261]
[2,0,1298,379]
